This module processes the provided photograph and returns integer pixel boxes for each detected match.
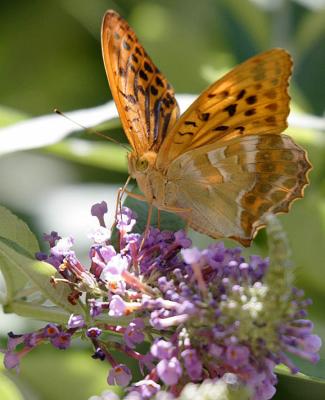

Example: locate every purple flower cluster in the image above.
[2,202,321,400]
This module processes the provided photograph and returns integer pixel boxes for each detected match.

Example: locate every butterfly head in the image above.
[128,151,164,203]
[127,151,157,177]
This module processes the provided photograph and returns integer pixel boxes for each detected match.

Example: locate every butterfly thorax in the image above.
[128,151,167,206]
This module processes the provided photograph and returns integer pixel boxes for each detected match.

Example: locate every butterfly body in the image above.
[102,10,311,246]
[127,151,166,207]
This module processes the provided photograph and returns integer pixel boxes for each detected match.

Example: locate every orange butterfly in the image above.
[101,10,311,246]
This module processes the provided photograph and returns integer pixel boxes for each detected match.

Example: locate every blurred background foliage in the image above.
[0,0,325,399]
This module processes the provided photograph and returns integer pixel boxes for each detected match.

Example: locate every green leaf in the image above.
[43,138,128,172]
[0,206,84,322]
[0,206,40,303]
[0,240,84,322]
[0,206,39,256]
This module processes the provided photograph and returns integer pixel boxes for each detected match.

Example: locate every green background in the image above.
[1,0,325,399]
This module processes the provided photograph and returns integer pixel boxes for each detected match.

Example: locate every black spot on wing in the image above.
[178,131,194,136]
[246,95,257,105]
[144,61,154,73]
[213,125,229,131]
[235,126,245,133]
[131,54,138,63]
[184,121,197,127]
[155,76,164,87]
[265,116,276,124]
[199,112,210,121]
[162,93,175,108]
[236,89,246,100]
[223,104,237,117]
[139,70,148,81]
[265,103,278,111]
[244,109,256,116]
[150,85,158,95]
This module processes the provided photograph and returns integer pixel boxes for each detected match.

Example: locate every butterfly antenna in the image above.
[54,108,130,151]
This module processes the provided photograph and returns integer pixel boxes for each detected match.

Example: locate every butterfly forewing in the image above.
[157,49,292,170]
[101,10,180,155]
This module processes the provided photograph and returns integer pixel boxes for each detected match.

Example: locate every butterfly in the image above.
[101,10,311,246]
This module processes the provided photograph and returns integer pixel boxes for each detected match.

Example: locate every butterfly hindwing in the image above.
[157,49,292,170]
[101,10,180,155]
[166,134,310,245]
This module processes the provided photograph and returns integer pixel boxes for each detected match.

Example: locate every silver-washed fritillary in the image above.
[101,10,311,246]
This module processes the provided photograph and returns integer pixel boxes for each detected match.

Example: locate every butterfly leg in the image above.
[119,188,153,249]
[123,190,148,202]
[139,202,154,250]
[113,176,132,230]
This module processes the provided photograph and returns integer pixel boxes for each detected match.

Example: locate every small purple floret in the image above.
[107,364,132,387]
[156,357,182,385]
[91,201,108,227]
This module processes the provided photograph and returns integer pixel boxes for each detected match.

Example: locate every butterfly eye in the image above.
[135,158,149,172]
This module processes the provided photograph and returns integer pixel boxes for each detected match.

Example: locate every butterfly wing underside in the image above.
[101,10,180,155]
[166,134,310,245]
[157,49,311,244]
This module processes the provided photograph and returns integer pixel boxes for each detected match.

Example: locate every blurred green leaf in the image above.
[0,106,27,128]
[43,138,128,172]
[4,345,121,400]
[295,9,325,61]
[220,0,270,50]
[276,363,325,384]
[0,371,25,400]
[93,117,122,131]
[276,362,325,400]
